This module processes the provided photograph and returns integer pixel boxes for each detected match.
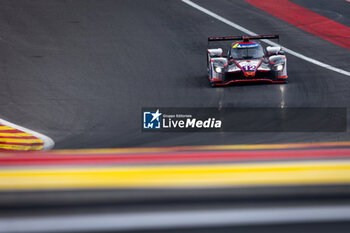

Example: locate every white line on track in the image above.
[182,0,350,77]
[0,118,54,150]
[1,205,350,232]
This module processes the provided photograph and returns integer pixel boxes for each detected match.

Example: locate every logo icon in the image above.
[143,109,162,129]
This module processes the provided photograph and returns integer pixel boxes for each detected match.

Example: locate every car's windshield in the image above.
[230,43,264,59]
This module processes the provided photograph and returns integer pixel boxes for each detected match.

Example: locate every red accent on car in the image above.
[214,79,287,86]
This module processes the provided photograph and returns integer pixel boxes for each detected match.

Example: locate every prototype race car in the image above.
[207,35,288,87]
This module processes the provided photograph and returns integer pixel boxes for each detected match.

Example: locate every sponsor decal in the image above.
[233,42,259,48]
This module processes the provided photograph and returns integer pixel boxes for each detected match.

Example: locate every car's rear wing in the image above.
[208,35,280,44]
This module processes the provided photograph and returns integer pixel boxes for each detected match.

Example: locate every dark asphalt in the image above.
[3,185,350,215]
[1,0,350,232]
[0,0,348,149]
[109,222,350,233]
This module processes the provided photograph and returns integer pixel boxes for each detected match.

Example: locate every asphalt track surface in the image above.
[0,0,350,232]
[0,0,349,149]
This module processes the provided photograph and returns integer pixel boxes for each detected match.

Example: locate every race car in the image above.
[207,35,288,87]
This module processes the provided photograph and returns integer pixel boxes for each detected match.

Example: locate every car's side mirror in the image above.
[266,46,283,56]
[207,48,223,57]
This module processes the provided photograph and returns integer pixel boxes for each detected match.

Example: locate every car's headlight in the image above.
[275,64,284,71]
[215,67,223,73]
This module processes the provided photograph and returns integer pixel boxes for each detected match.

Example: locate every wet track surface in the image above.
[0,0,349,149]
[0,0,350,232]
